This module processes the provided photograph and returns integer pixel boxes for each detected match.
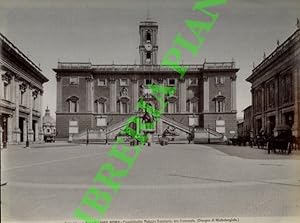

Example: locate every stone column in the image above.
[251,88,256,134]
[13,78,20,143]
[109,78,116,112]
[56,75,62,112]
[39,91,44,142]
[34,121,39,142]
[292,66,300,138]
[132,79,138,112]
[231,76,237,112]
[275,75,280,126]
[261,85,265,131]
[86,77,94,113]
[23,119,27,143]
[7,115,13,143]
[203,76,209,112]
[0,71,3,99]
[28,86,34,142]
[179,79,186,113]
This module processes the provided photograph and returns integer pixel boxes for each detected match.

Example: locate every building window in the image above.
[167,102,176,113]
[213,95,225,113]
[20,90,25,105]
[96,102,106,113]
[145,79,152,85]
[168,78,176,86]
[67,96,79,112]
[70,77,79,85]
[215,76,225,85]
[189,78,198,86]
[32,91,38,110]
[216,101,225,112]
[280,73,293,105]
[146,31,151,42]
[120,102,129,114]
[3,82,9,100]
[97,79,106,86]
[187,100,198,113]
[33,97,37,110]
[146,52,151,59]
[120,79,128,86]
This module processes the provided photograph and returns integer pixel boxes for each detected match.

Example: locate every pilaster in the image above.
[86,77,94,112]
[132,79,138,112]
[292,66,300,137]
[179,78,186,113]
[231,75,237,112]
[203,75,209,112]
[13,77,20,143]
[109,78,116,112]
[39,91,44,142]
[56,75,62,112]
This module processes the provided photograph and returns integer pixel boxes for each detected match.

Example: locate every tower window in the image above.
[146,31,151,42]
[146,52,151,59]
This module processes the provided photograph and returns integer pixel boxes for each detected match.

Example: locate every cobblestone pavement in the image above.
[1,143,300,222]
[206,144,300,160]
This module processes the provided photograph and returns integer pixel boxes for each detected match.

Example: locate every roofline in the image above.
[0,33,49,83]
[246,28,300,83]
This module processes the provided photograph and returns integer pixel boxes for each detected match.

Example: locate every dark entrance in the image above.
[33,120,37,142]
[268,116,276,136]
[0,114,8,148]
[284,112,294,128]
[19,117,25,142]
[256,118,262,135]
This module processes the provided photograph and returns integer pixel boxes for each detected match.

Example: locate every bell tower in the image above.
[139,18,158,65]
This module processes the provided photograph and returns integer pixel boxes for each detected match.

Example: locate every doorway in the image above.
[19,117,24,142]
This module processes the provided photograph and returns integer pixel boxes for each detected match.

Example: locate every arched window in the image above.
[166,96,177,113]
[118,97,130,114]
[213,94,225,113]
[95,97,107,114]
[187,98,198,113]
[67,96,79,113]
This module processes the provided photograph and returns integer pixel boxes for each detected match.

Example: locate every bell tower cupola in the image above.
[139,17,158,65]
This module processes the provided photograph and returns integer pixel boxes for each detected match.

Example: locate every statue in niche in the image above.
[120,87,128,97]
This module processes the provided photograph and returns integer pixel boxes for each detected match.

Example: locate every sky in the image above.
[0,0,299,118]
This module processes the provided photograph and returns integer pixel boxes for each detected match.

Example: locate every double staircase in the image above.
[72,115,225,144]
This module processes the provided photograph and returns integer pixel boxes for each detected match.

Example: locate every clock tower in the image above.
[139,18,158,65]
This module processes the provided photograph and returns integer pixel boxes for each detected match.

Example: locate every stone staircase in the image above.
[194,128,225,144]
[160,116,192,134]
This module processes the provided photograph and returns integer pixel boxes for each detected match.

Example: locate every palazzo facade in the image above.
[0,33,48,148]
[54,19,238,141]
[246,26,300,138]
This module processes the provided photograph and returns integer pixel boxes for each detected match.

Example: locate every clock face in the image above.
[144,43,153,51]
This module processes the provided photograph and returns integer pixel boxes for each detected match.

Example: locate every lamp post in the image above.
[26,119,29,148]
[105,126,108,144]
[86,128,89,145]
[208,124,210,144]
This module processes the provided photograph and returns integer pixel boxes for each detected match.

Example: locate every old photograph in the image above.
[1,0,300,222]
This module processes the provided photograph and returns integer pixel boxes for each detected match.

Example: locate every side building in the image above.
[0,33,48,148]
[246,26,300,139]
[53,19,239,142]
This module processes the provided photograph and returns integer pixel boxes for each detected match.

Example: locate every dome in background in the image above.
[43,106,55,126]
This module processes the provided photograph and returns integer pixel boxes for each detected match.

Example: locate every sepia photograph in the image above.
[0,0,300,222]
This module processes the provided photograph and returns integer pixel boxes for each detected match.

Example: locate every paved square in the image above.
[1,143,300,222]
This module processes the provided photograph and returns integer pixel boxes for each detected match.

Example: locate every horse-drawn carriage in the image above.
[267,125,293,154]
